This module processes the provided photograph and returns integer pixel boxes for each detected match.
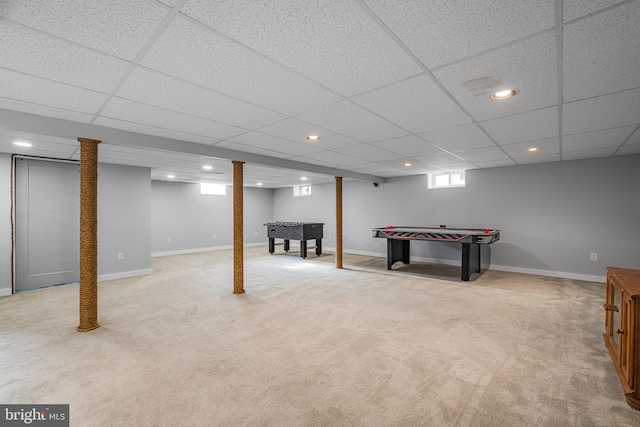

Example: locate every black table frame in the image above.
[386,239,481,281]
[373,227,500,281]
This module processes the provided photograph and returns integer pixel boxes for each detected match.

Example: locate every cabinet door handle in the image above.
[616,328,624,334]
[603,303,611,310]
[613,305,619,312]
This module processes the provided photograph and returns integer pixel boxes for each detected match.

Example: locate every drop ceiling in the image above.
[0,0,638,188]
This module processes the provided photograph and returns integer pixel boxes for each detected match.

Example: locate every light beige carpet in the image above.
[1,246,639,426]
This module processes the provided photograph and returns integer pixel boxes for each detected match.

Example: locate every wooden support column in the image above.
[232,161,245,294]
[335,176,343,269]
[77,138,101,332]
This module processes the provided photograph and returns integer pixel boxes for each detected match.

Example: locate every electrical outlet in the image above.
[329,234,332,239]
[212,234,216,239]
[254,231,258,237]
[167,237,171,243]
[117,253,124,261]
[590,253,598,261]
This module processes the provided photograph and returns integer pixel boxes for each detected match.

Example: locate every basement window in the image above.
[200,183,226,195]
[428,172,466,189]
[293,184,311,197]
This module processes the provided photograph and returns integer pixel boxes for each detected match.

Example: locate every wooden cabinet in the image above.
[604,267,640,409]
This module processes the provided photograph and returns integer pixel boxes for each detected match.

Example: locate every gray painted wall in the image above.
[274,154,640,282]
[150,180,274,255]
[0,157,152,295]
[97,163,152,279]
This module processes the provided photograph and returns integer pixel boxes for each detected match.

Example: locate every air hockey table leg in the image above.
[387,239,410,269]
[461,243,471,281]
[461,243,481,281]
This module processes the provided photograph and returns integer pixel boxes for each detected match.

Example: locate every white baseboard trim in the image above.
[99,268,153,282]
[0,288,12,297]
[489,264,605,283]
[151,242,263,258]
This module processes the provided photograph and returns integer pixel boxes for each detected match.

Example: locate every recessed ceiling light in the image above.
[403,162,412,167]
[301,177,308,181]
[202,165,213,170]
[490,89,518,100]
[167,174,175,179]
[527,147,540,152]
[257,182,263,186]
[14,141,32,147]
[306,135,320,141]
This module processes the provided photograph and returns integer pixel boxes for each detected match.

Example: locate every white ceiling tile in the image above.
[101,98,245,140]
[563,2,640,102]
[376,157,430,170]
[370,135,444,157]
[167,156,232,172]
[562,148,618,161]
[515,153,560,164]
[284,156,338,169]
[0,68,106,113]
[295,100,409,142]
[616,144,640,156]
[419,123,495,152]
[352,74,472,133]
[624,127,640,146]
[94,117,220,146]
[0,20,130,93]
[0,97,94,123]
[453,146,511,163]
[99,157,159,168]
[1,0,169,60]
[140,15,341,116]
[257,118,362,150]
[228,132,322,157]
[363,0,555,68]
[413,152,466,167]
[117,68,286,130]
[474,159,517,169]
[0,140,76,157]
[297,150,362,167]
[334,143,403,162]
[157,0,178,7]
[563,0,629,22]
[349,162,400,174]
[481,106,558,145]
[501,137,560,158]
[151,166,202,181]
[214,140,294,159]
[98,150,173,165]
[433,31,558,121]
[562,126,635,152]
[1,1,638,180]
[0,129,76,146]
[562,88,640,135]
[181,0,421,96]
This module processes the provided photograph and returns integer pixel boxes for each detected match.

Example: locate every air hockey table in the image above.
[372,226,500,281]
[265,221,323,258]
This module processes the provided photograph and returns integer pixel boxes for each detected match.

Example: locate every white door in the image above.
[14,158,79,291]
